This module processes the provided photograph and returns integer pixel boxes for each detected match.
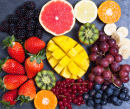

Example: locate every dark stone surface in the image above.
[0,0,129,109]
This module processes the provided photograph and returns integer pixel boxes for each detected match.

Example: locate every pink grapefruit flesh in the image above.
[39,0,75,36]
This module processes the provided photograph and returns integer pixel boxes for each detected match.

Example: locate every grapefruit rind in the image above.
[39,0,75,36]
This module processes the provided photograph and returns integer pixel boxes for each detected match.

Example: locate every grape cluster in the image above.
[51,78,93,109]
[89,31,130,86]
[83,83,130,109]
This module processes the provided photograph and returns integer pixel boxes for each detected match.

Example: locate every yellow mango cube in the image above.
[59,56,71,67]
[60,67,71,78]
[67,38,77,49]
[67,48,78,58]
[68,61,80,75]
[74,44,83,53]
[80,61,90,71]
[52,49,65,59]
[78,50,89,59]
[47,43,59,51]
[70,74,78,80]
[78,68,86,78]
[54,64,64,74]
[48,40,54,43]
[46,52,52,59]
[48,57,59,68]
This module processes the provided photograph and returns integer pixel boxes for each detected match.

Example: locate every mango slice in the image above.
[54,64,64,74]
[52,48,65,59]
[48,57,59,68]
[59,56,71,67]
[60,67,71,78]
[46,52,52,59]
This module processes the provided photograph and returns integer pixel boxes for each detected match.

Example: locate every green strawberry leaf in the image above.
[0,100,14,109]
[16,95,30,105]
[36,57,41,64]
[30,56,36,62]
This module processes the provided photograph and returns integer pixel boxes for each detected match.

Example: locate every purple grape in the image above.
[102,70,112,80]
[107,39,116,47]
[105,54,114,64]
[120,64,130,72]
[93,66,104,76]
[120,76,129,83]
[115,54,123,62]
[99,35,107,42]
[90,53,98,61]
[99,58,109,67]
[109,47,118,56]
[99,31,105,36]
[101,85,108,90]
[96,57,102,65]
[99,42,109,52]
[91,44,99,53]
[111,61,120,72]
[119,70,129,78]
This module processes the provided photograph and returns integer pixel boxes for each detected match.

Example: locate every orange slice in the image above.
[34,90,57,109]
[98,1,121,24]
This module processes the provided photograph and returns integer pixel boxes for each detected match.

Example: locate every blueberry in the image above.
[124,94,130,101]
[101,85,108,91]
[83,93,89,100]
[94,84,101,90]
[102,93,108,100]
[113,89,120,96]
[95,92,102,99]
[97,90,103,94]
[94,104,102,109]
[121,87,128,94]
[105,88,113,96]
[119,93,126,100]
[107,97,112,103]
[101,100,107,106]
[109,84,117,90]
[114,99,123,106]
[86,99,95,107]
[110,96,118,103]
[89,89,96,97]
[94,98,101,104]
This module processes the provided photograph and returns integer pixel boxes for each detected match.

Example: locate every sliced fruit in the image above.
[112,31,124,45]
[117,27,128,38]
[39,0,75,36]
[118,38,130,48]
[34,90,57,109]
[98,1,121,23]
[47,43,59,51]
[35,70,56,90]
[119,45,130,59]
[104,23,117,36]
[46,35,90,79]
[52,48,65,59]
[60,67,71,78]
[79,23,99,45]
[74,0,97,23]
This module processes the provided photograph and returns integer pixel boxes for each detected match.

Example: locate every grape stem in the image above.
[112,74,121,89]
[70,83,88,85]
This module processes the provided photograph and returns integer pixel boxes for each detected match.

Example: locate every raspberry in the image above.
[24,1,36,10]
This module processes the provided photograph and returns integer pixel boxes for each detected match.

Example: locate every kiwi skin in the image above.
[35,70,56,90]
[78,23,99,45]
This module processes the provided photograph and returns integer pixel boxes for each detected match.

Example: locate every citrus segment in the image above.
[34,90,57,109]
[98,1,121,24]
[39,0,75,36]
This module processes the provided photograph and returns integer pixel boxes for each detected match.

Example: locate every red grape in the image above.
[120,76,129,83]
[99,35,107,42]
[115,54,123,62]
[99,31,105,36]
[96,57,102,65]
[102,70,112,80]
[113,44,119,49]
[121,64,130,72]
[90,53,98,61]
[108,74,117,83]
[91,44,99,53]
[99,42,109,52]
[114,78,122,86]
[104,80,111,85]
[93,66,104,75]
[109,47,118,56]
[111,61,120,72]
[107,39,116,47]
[94,76,104,84]
[59,100,64,106]
[105,54,114,64]
[88,73,96,82]
[99,58,109,67]
[119,70,129,78]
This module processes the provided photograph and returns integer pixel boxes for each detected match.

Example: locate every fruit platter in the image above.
[0,0,130,109]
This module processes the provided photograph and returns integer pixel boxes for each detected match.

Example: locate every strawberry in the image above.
[0,89,18,109]
[16,79,36,105]
[24,37,46,54]
[3,35,25,63]
[0,57,25,75]
[25,49,46,78]
[0,74,28,90]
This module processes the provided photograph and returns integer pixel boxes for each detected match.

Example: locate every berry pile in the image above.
[0,1,43,39]
[83,83,130,109]
[51,78,93,109]
[89,31,130,86]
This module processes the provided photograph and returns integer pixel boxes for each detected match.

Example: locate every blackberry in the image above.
[8,14,18,24]
[9,24,17,36]
[17,18,27,29]
[16,5,27,17]
[35,29,43,39]
[26,31,34,39]
[27,20,35,30]
[25,10,34,20]
[0,20,9,32]
[17,29,26,39]
[34,9,40,21]
[35,22,42,29]
[24,1,36,10]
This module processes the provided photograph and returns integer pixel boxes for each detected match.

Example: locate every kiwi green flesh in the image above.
[35,70,56,90]
[79,23,99,45]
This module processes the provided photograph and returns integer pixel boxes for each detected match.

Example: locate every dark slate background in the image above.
[0,0,130,109]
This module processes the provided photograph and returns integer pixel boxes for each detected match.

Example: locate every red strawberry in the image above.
[3,35,25,63]
[16,79,36,105]
[24,37,46,54]
[0,89,18,108]
[0,74,28,90]
[25,49,46,78]
[0,58,25,75]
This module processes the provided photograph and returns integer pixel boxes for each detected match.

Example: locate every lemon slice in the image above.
[74,0,97,23]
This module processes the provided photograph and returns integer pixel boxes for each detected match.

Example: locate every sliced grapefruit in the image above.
[39,0,75,36]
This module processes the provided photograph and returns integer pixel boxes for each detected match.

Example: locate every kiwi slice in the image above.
[35,70,56,90]
[78,23,99,45]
